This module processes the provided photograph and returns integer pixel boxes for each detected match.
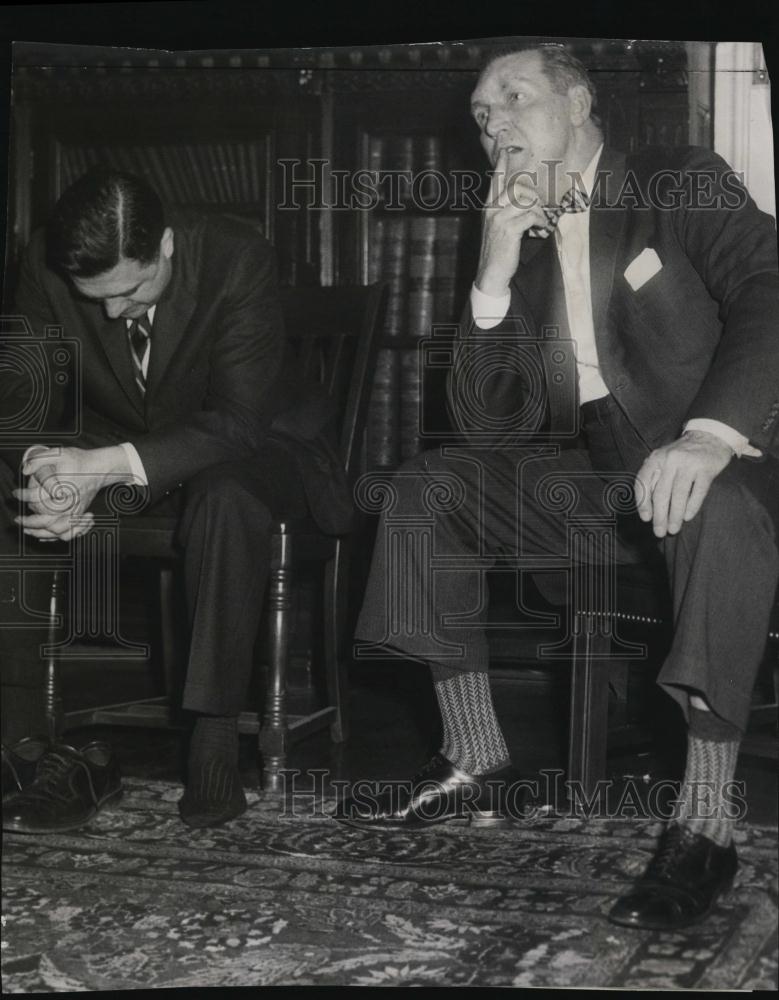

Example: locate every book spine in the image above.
[143,145,175,203]
[407,216,437,340]
[415,135,443,207]
[366,134,385,178]
[387,134,414,205]
[193,144,219,202]
[433,215,465,323]
[367,215,385,285]
[248,140,262,204]
[166,144,195,204]
[236,141,251,203]
[367,348,400,469]
[382,215,410,339]
[399,347,423,462]
[184,144,210,203]
[224,143,242,204]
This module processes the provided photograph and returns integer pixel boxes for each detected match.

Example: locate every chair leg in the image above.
[323,540,349,743]
[260,532,292,792]
[158,566,177,707]
[44,570,64,741]
[568,614,611,801]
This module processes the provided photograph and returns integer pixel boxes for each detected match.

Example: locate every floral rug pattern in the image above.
[2,780,777,990]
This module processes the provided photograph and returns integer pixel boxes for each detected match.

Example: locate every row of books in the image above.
[366,213,465,469]
[59,140,271,206]
[363,133,446,206]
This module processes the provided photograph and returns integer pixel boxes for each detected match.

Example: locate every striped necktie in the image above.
[526,187,590,239]
[127,313,152,396]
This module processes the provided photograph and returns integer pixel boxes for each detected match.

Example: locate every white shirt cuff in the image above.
[120,442,149,486]
[684,419,762,458]
[470,283,511,330]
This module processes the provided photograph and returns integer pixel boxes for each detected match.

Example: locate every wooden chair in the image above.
[503,474,779,796]
[43,282,387,791]
[563,563,779,796]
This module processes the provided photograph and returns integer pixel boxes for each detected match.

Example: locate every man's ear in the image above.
[568,84,593,127]
[160,227,174,260]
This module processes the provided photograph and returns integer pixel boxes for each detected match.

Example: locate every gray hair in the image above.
[483,43,602,127]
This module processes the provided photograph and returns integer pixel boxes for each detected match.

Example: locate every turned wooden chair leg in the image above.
[44,570,64,741]
[260,530,292,792]
[568,614,611,800]
[158,566,178,716]
[323,540,349,743]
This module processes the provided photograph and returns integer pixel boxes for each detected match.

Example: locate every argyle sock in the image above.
[673,707,742,847]
[188,714,239,771]
[430,665,511,774]
[180,715,244,827]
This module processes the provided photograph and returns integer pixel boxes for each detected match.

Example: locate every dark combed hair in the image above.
[47,167,165,278]
[483,42,601,127]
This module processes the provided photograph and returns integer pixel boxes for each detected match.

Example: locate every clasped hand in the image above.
[634,430,733,538]
[14,445,129,542]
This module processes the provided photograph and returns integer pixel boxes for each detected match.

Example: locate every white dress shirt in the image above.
[470,146,757,456]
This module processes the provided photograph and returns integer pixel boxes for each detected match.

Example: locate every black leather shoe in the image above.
[178,758,247,829]
[1,736,49,800]
[2,741,122,834]
[608,824,738,930]
[334,752,525,829]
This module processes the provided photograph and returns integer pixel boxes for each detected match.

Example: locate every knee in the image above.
[363,449,467,518]
[183,464,272,525]
[684,468,775,548]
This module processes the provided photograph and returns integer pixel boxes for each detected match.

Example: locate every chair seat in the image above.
[117,515,345,563]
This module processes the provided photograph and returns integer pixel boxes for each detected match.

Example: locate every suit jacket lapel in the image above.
[94,314,145,418]
[145,243,197,403]
[589,147,628,339]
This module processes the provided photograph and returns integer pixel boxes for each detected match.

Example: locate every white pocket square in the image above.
[624,247,663,291]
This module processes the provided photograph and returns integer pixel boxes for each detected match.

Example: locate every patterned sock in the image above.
[188,715,239,772]
[674,707,742,847]
[430,665,511,774]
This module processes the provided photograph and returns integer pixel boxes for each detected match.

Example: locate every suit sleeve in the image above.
[675,148,779,451]
[128,233,288,502]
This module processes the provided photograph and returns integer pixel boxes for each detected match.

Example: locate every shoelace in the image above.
[22,751,78,804]
[417,754,447,778]
[646,825,692,879]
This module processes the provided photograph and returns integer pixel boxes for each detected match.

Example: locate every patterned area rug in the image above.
[2,779,777,990]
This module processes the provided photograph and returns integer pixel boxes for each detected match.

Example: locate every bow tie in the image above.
[526,187,590,239]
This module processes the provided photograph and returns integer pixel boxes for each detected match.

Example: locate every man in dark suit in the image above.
[0,167,351,828]
[340,45,779,930]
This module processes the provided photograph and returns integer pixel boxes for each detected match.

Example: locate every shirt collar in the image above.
[125,304,156,328]
[575,143,604,202]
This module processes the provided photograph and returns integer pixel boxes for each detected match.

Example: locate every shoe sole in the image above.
[2,786,124,835]
[607,877,736,931]
[178,795,248,830]
[334,809,510,831]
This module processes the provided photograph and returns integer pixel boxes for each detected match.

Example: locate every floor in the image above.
[57,558,777,826]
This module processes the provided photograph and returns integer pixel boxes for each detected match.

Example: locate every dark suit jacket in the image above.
[4,211,352,534]
[449,145,779,461]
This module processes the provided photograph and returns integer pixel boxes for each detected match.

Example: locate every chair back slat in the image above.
[280,284,387,482]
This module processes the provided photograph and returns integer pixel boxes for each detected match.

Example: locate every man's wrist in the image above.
[470,282,511,331]
[682,418,760,458]
[94,444,134,482]
[474,270,511,299]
